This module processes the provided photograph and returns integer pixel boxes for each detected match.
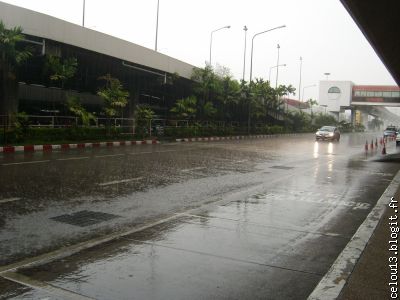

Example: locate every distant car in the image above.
[396,133,400,146]
[315,126,341,141]
[384,126,398,138]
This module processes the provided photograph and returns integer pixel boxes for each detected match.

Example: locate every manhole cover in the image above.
[270,165,294,170]
[51,210,120,227]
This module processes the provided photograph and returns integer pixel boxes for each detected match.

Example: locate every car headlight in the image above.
[328,132,334,137]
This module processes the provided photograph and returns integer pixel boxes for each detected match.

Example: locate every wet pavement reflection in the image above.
[1,133,400,299]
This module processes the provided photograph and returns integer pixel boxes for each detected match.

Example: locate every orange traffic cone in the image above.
[375,138,378,148]
[365,141,368,151]
[370,140,374,150]
[382,142,387,155]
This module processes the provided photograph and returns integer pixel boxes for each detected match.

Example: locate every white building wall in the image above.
[318,81,354,112]
[0,2,195,79]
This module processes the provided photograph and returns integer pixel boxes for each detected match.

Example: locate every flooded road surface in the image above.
[0,133,399,299]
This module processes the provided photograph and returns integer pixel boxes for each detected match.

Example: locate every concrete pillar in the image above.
[350,107,356,126]
[361,111,369,129]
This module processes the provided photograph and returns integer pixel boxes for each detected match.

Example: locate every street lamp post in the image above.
[247,25,286,134]
[249,25,286,83]
[298,56,302,101]
[242,26,248,81]
[268,64,286,82]
[155,0,160,51]
[82,0,86,27]
[302,84,317,102]
[324,72,331,80]
[209,25,230,66]
[275,44,280,89]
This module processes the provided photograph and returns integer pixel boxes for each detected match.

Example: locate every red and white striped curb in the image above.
[175,133,305,142]
[0,140,159,153]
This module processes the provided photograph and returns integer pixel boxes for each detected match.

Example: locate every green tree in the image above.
[203,101,217,119]
[288,111,311,132]
[191,66,218,118]
[66,95,95,126]
[135,105,155,137]
[218,75,240,121]
[97,74,129,118]
[0,21,32,118]
[306,98,318,118]
[314,113,338,129]
[136,105,155,127]
[46,55,77,88]
[170,96,197,119]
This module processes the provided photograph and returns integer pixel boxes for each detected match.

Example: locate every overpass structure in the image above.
[319,81,400,127]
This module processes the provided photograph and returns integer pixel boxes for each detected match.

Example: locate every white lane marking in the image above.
[182,213,341,238]
[2,271,95,300]
[0,197,21,204]
[130,151,153,155]
[130,150,178,155]
[1,160,50,166]
[97,177,144,186]
[308,169,400,300]
[95,154,125,158]
[181,167,207,172]
[234,159,248,163]
[56,157,89,161]
[155,150,178,153]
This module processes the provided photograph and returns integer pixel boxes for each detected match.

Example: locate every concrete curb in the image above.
[0,139,159,153]
[175,133,309,143]
[0,133,312,153]
[307,169,400,299]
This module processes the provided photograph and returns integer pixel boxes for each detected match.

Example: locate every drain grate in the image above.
[51,210,120,227]
[270,165,294,170]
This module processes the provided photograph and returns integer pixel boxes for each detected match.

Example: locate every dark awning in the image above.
[340,1,400,85]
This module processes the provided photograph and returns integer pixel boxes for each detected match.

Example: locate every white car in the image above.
[396,133,400,146]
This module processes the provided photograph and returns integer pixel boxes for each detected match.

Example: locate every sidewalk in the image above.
[338,188,398,299]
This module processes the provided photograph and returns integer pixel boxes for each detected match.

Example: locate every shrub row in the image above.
[0,127,124,145]
[1,124,296,145]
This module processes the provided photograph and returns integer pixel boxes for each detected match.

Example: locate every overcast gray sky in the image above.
[1,0,397,100]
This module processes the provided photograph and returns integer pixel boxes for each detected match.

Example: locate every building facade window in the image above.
[328,87,341,94]
[353,89,400,99]
[392,91,400,98]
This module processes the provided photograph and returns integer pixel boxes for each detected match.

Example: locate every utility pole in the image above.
[155,0,160,51]
[82,0,86,27]
[242,26,248,81]
[275,44,280,89]
[298,56,302,101]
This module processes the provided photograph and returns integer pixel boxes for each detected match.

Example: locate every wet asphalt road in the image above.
[1,133,399,299]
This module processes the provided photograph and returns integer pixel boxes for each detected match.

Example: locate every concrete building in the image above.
[0,1,196,119]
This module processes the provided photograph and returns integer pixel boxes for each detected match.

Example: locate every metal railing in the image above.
[0,114,271,140]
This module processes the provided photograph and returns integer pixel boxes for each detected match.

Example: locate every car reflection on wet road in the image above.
[0,133,399,299]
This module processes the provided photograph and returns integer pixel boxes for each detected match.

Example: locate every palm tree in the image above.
[97,74,129,118]
[0,21,32,119]
[170,96,197,120]
[97,74,129,134]
[46,55,78,89]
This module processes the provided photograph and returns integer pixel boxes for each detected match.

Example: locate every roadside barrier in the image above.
[0,139,159,153]
[363,136,394,156]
